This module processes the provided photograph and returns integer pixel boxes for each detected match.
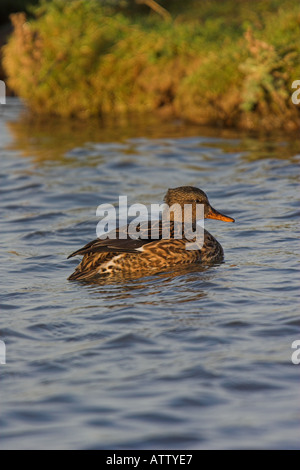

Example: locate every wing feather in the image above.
[67,220,176,258]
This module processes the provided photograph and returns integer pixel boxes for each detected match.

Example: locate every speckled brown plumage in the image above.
[68,187,234,281]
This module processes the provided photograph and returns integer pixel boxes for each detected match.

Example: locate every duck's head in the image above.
[164,186,235,223]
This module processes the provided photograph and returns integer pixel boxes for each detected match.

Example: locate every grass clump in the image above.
[3,0,300,131]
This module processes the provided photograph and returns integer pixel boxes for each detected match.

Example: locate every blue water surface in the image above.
[0,99,299,449]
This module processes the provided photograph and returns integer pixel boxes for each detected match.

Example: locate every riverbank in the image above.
[2,0,300,131]
[0,23,13,94]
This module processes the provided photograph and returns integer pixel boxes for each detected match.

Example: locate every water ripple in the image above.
[0,99,299,449]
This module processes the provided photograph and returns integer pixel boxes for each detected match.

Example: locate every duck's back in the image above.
[68,225,224,281]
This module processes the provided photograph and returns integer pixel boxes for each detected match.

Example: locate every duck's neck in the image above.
[162,203,201,226]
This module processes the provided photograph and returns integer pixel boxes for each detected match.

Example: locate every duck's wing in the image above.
[67,220,171,259]
[67,237,145,258]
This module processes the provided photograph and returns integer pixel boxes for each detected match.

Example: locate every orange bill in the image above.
[206,206,235,222]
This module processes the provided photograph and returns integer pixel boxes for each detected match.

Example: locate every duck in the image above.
[68,186,234,281]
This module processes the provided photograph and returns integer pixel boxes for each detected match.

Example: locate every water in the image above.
[0,98,299,449]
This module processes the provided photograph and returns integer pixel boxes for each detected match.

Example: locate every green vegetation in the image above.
[0,0,39,25]
[3,0,300,131]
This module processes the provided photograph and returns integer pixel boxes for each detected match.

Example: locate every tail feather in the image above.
[68,268,98,281]
[68,251,115,281]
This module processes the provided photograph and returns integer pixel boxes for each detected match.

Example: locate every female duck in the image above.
[68,186,234,280]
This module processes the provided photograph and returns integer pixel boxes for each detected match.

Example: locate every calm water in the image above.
[0,98,299,449]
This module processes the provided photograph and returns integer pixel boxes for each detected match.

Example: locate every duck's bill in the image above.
[206,206,235,222]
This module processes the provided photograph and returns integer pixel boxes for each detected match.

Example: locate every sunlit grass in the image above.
[3,0,300,130]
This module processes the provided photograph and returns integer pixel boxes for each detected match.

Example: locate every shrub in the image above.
[3,0,300,131]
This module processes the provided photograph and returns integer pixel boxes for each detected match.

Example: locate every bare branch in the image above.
[136,0,172,22]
